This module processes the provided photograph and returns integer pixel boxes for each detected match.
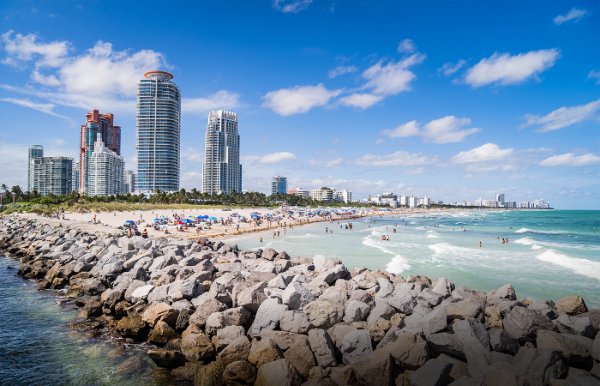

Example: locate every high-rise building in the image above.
[124,170,136,194]
[79,110,121,193]
[136,71,181,193]
[271,176,287,195]
[88,134,124,196]
[29,153,73,196]
[496,193,505,206]
[28,145,44,192]
[202,110,242,194]
[334,189,352,204]
[311,187,334,202]
[72,162,80,193]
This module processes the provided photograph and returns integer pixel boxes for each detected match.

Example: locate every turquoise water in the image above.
[231,210,600,308]
[0,257,170,386]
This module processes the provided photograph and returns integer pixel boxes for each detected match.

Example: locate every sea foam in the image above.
[536,249,600,281]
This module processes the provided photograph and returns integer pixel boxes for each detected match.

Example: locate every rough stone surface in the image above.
[307,329,337,368]
[340,329,373,364]
[254,359,302,386]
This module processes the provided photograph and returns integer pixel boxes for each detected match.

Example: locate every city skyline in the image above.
[0,1,599,209]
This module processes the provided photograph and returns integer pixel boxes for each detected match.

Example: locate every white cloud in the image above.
[588,70,600,85]
[262,84,341,116]
[328,65,357,78]
[381,116,480,143]
[338,93,382,109]
[540,152,600,167]
[523,98,600,132]
[382,120,420,138]
[422,116,480,143]
[438,60,466,76]
[362,53,425,95]
[0,97,70,120]
[1,30,69,68]
[451,143,514,164]
[397,39,416,54]
[272,0,312,13]
[464,49,559,87]
[182,91,241,114]
[553,8,587,25]
[307,158,342,168]
[356,151,436,167]
[244,152,297,164]
[1,32,240,116]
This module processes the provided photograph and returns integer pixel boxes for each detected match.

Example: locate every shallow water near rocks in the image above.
[232,210,600,308]
[0,256,172,386]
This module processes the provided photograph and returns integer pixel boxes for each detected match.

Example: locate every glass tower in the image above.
[271,176,287,195]
[136,70,181,193]
[28,145,44,192]
[202,110,242,194]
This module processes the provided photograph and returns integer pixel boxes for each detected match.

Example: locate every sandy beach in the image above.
[16,206,449,241]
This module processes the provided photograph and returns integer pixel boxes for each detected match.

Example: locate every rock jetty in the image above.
[1,215,599,386]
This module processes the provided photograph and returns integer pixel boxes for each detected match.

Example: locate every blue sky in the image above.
[0,0,599,209]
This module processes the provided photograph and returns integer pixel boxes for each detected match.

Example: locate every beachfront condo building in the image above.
[28,145,43,192]
[288,188,309,199]
[72,162,80,193]
[202,110,242,194]
[124,170,136,194]
[28,145,73,195]
[271,176,287,195]
[79,110,121,193]
[136,71,181,193]
[311,187,334,202]
[87,134,124,196]
[334,189,352,203]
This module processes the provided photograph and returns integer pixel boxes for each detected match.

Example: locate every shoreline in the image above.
[1,215,599,385]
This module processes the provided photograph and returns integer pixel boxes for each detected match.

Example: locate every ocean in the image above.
[0,256,170,386]
[231,210,600,308]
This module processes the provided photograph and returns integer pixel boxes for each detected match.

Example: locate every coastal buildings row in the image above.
[365,193,430,208]
[285,186,352,203]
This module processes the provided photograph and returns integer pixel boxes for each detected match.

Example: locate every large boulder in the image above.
[248,338,282,367]
[412,358,452,386]
[555,296,588,316]
[147,349,187,369]
[181,325,215,361]
[282,282,316,310]
[189,297,227,328]
[307,329,337,368]
[379,332,428,369]
[223,360,257,386]
[344,300,371,323]
[487,284,516,301]
[304,300,343,329]
[283,335,316,378]
[205,307,252,336]
[218,336,252,366]
[236,282,267,313]
[254,359,302,386]
[349,349,395,386]
[248,298,288,337]
[340,329,373,364]
[503,306,554,342]
[116,314,149,341]
[147,320,177,345]
[279,310,313,334]
[536,330,594,369]
[142,302,179,328]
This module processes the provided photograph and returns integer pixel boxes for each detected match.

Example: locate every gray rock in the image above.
[279,310,313,334]
[283,335,316,378]
[248,338,282,367]
[130,284,154,302]
[218,336,251,366]
[343,300,371,323]
[452,319,490,349]
[205,307,252,336]
[303,300,343,329]
[379,332,428,369]
[180,326,215,362]
[487,283,516,301]
[427,332,464,359]
[447,299,484,321]
[307,329,337,368]
[254,359,302,386]
[556,314,596,338]
[366,300,395,325]
[214,325,245,351]
[489,328,519,355]
[418,288,446,307]
[412,358,452,386]
[248,298,288,337]
[223,360,257,386]
[316,264,349,285]
[189,297,228,328]
[593,334,600,362]
[483,361,521,386]
[282,282,316,310]
[431,277,455,297]
[349,349,394,386]
[388,291,417,315]
[340,329,373,364]
[503,306,555,343]
[421,304,448,336]
[236,281,267,313]
[537,329,594,369]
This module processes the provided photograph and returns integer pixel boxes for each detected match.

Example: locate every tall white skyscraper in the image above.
[136,71,181,193]
[88,134,124,196]
[202,110,242,194]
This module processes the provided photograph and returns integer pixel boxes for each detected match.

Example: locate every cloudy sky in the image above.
[0,0,599,209]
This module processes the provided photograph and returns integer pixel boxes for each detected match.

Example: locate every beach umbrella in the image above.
[153,218,161,223]
[181,218,193,224]
[209,216,218,221]
[124,220,136,225]
[198,215,209,219]
[174,220,184,225]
